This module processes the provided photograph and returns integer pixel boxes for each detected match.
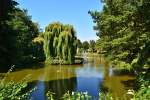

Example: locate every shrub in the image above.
[0,66,35,100]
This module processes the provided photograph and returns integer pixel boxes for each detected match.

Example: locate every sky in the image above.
[16,0,103,42]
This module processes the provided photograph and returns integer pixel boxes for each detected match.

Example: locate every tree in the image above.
[77,39,82,49]
[82,41,89,52]
[7,9,44,65]
[90,0,150,70]
[89,40,96,52]
[42,22,78,64]
[0,0,44,70]
[0,0,18,70]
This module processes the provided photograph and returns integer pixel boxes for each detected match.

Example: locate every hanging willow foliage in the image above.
[42,22,77,64]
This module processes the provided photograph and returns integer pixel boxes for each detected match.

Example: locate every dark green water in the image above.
[1,56,135,100]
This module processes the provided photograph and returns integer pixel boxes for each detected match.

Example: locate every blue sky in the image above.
[16,0,103,42]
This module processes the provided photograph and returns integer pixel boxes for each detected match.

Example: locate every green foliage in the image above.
[77,39,82,49]
[47,91,91,100]
[0,79,31,100]
[0,0,45,70]
[99,92,113,100]
[46,91,55,100]
[43,22,77,64]
[46,90,149,100]
[89,40,96,52]
[8,9,45,65]
[82,41,89,51]
[62,91,91,100]
[0,0,18,69]
[135,83,150,99]
[90,0,150,70]
[137,72,150,92]
[127,76,150,100]
[90,1,150,99]
[0,66,35,100]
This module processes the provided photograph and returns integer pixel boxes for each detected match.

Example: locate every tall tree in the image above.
[90,0,150,70]
[43,22,77,64]
[0,0,18,69]
[89,40,96,52]
[0,0,44,70]
[8,9,42,65]
[77,39,82,49]
[82,41,89,52]
[9,9,43,64]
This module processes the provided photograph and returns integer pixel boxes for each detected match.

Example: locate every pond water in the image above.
[1,56,135,100]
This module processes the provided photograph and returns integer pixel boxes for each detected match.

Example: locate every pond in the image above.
[1,56,135,100]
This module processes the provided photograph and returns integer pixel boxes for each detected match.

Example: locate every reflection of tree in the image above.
[45,77,77,100]
[27,79,77,100]
[98,61,110,95]
[103,61,110,79]
[27,65,77,99]
[99,82,109,93]
[44,65,77,100]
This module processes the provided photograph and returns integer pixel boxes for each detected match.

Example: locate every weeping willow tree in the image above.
[42,22,77,64]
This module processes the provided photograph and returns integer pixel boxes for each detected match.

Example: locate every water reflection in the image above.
[30,77,77,100]
[31,81,46,100]
[75,66,103,99]
[1,56,135,100]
